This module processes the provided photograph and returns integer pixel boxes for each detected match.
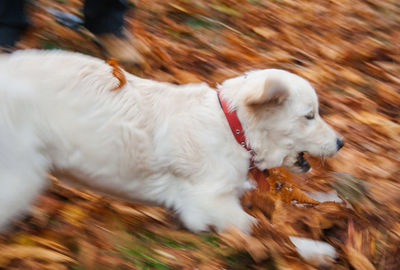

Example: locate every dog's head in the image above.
[220,69,343,173]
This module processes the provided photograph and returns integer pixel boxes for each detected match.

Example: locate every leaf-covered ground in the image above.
[1,0,399,269]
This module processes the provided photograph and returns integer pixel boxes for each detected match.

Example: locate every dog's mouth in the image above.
[294,152,311,173]
[281,151,312,174]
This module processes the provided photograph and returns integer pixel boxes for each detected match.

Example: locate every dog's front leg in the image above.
[176,189,256,234]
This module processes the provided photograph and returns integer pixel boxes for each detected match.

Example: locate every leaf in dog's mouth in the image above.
[295,152,311,172]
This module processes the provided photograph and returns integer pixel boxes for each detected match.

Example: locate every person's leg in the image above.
[83,0,143,64]
[83,0,127,36]
[0,0,28,47]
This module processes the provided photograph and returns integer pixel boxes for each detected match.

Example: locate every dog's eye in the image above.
[305,113,315,120]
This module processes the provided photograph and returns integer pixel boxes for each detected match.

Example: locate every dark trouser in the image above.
[0,0,28,46]
[0,0,129,47]
[84,0,128,36]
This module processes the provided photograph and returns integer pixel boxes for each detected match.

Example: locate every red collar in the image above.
[217,90,270,191]
[217,90,253,157]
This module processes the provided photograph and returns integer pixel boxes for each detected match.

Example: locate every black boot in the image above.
[83,0,143,64]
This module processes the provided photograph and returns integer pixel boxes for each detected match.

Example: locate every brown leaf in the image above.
[170,67,202,84]
[252,27,277,40]
[0,245,75,267]
[220,226,269,262]
[345,247,375,270]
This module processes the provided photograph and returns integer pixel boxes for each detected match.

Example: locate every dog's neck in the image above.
[217,90,255,164]
[217,90,270,190]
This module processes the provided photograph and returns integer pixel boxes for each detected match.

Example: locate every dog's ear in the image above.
[244,77,289,106]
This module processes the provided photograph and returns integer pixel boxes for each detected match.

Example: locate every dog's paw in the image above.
[179,201,256,234]
[229,212,257,235]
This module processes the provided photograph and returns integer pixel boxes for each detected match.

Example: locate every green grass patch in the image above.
[185,16,218,29]
[222,251,254,270]
[199,233,220,248]
[209,3,240,16]
[40,40,62,50]
[121,248,171,270]
[140,230,197,250]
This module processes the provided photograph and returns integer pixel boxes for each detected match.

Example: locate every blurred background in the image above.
[0,0,399,269]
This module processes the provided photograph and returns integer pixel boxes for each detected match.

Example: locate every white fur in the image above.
[0,50,341,233]
[289,236,337,266]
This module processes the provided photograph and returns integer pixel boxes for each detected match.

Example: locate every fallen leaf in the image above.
[0,245,75,267]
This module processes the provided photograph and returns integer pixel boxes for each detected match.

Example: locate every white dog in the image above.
[0,50,343,233]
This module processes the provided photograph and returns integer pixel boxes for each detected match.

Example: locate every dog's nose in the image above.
[336,138,344,150]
